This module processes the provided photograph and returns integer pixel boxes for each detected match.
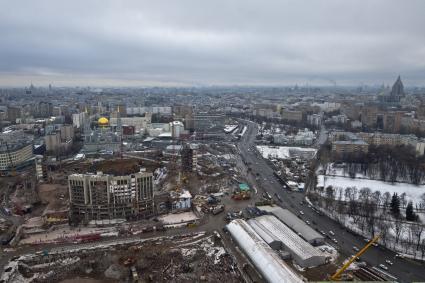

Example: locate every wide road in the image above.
[237,119,425,283]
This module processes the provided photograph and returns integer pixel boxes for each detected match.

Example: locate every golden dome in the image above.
[98,117,109,126]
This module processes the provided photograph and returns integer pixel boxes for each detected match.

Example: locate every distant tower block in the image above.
[181,144,197,172]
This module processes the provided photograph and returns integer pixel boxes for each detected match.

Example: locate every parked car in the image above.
[378,264,388,270]
[385,260,393,265]
[352,246,359,252]
[329,230,335,236]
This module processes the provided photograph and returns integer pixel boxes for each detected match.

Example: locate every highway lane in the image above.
[237,120,425,283]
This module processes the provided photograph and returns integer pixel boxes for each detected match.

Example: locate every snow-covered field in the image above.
[319,175,425,206]
[256,146,317,160]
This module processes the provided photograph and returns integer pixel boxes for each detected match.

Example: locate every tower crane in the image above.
[331,234,381,281]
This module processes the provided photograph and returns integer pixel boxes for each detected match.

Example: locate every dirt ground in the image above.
[38,183,68,211]
[59,278,117,283]
[9,233,244,283]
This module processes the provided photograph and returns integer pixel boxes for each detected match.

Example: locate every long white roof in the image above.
[226,219,303,283]
[251,215,323,261]
[258,206,324,243]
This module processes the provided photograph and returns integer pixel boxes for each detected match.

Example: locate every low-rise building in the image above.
[332,140,369,155]
[281,109,303,122]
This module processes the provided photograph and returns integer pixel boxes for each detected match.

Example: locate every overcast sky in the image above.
[0,0,424,87]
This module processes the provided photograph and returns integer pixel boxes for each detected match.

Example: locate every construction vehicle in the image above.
[232,192,250,200]
[330,234,381,281]
[212,204,225,215]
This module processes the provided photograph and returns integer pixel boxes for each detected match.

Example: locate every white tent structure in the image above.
[226,219,303,283]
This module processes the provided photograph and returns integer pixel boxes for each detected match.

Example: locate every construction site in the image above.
[0,117,417,283]
[2,232,243,283]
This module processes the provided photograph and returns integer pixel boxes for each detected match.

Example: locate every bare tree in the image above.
[393,218,404,246]
[420,239,425,260]
[382,192,391,215]
[325,186,335,210]
[377,217,390,247]
[400,192,407,209]
[410,223,424,253]
[420,193,425,210]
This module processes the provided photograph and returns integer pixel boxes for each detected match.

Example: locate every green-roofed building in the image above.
[239,183,250,191]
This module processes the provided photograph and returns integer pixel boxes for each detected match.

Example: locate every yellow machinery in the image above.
[331,234,381,281]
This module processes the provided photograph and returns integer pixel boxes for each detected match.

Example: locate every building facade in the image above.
[281,109,303,122]
[68,171,155,222]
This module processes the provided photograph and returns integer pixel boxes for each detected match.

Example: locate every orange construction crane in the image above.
[331,234,381,281]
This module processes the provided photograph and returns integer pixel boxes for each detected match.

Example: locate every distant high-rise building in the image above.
[36,101,53,118]
[378,76,406,105]
[181,144,197,172]
[7,106,21,123]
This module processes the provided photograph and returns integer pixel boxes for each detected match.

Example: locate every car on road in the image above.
[274,193,282,202]
[385,260,393,265]
[372,242,378,247]
[378,264,388,270]
[352,246,359,252]
[262,192,272,200]
[305,220,310,225]
[332,238,338,244]
[329,230,335,236]
[395,253,404,259]
[299,210,304,215]
[319,230,326,236]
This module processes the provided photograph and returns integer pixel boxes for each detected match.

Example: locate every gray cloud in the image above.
[0,0,424,86]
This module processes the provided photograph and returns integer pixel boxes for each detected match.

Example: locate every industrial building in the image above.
[192,113,225,138]
[258,206,325,245]
[226,219,303,283]
[248,215,327,268]
[68,170,154,223]
[0,130,34,175]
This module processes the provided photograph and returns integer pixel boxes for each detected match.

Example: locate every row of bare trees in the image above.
[309,185,425,259]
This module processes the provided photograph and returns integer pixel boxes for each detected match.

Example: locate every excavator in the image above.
[331,234,381,281]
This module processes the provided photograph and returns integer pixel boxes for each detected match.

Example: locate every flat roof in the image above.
[250,215,324,261]
[239,183,250,191]
[258,206,325,243]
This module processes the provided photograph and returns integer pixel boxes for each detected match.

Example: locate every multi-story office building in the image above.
[0,131,34,175]
[68,170,154,222]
